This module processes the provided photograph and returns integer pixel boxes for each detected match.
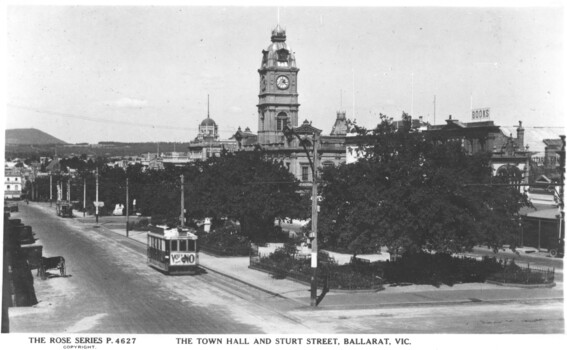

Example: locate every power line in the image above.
[500,125,565,129]
[7,104,242,134]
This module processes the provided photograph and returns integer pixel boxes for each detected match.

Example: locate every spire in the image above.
[271,24,286,42]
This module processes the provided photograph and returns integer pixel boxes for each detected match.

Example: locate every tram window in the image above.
[161,239,165,251]
[180,240,187,251]
[171,240,178,251]
[189,240,195,252]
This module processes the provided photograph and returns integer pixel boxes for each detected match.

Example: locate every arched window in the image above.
[276,112,288,131]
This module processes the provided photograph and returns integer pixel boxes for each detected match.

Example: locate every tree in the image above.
[186,150,307,243]
[318,113,530,255]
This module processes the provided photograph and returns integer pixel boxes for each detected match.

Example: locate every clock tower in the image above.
[257,25,299,146]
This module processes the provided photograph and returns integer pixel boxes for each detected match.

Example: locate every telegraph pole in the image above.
[310,133,319,307]
[49,172,53,206]
[83,176,86,217]
[558,136,565,256]
[180,174,185,227]
[126,177,129,237]
[95,168,99,224]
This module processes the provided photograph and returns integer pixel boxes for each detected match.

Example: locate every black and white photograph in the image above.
[1,1,565,348]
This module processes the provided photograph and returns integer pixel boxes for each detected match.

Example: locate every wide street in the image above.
[8,203,311,333]
[6,202,566,334]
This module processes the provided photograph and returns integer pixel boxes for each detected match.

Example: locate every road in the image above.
[6,202,565,334]
[8,204,312,333]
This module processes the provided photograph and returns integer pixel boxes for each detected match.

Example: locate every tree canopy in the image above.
[318,114,531,255]
[186,150,308,243]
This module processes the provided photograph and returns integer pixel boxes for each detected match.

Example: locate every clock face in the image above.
[276,75,290,90]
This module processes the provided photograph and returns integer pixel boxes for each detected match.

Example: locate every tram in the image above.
[147,225,199,274]
[56,200,73,217]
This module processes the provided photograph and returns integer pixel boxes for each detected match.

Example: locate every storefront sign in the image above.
[472,108,490,120]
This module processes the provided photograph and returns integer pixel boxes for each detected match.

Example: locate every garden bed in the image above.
[253,249,555,289]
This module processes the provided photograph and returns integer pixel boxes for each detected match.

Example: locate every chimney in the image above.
[517,121,525,151]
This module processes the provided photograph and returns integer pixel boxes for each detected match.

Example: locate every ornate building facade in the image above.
[188,97,238,162]
[245,25,346,183]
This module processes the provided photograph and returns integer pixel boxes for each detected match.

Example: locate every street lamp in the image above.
[282,122,321,307]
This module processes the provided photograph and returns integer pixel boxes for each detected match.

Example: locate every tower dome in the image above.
[196,95,218,141]
[261,24,297,69]
[200,117,217,127]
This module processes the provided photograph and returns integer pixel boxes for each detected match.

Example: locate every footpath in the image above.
[73,212,564,310]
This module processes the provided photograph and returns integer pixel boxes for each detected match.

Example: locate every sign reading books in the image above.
[472,108,490,120]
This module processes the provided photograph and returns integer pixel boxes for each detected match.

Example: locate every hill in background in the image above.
[5,128,67,145]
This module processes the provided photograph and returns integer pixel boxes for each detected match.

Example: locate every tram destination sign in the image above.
[472,107,490,120]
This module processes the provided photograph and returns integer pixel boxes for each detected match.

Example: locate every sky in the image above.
[3,4,565,144]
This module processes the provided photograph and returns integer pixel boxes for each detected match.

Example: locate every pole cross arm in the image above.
[282,124,317,173]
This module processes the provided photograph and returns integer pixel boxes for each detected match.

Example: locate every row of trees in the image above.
[29,151,308,243]
[26,113,530,252]
[317,114,530,255]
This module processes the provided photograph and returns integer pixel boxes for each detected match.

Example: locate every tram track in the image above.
[94,224,310,326]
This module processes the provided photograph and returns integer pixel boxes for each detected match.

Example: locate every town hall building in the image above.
[234,24,346,183]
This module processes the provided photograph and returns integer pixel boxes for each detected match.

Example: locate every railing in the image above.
[489,260,555,284]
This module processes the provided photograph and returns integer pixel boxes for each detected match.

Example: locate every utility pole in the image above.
[558,135,565,256]
[49,172,53,206]
[310,133,319,307]
[67,178,71,202]
[126,177,129,238]
[95,168,99,224]
[180,174,185,227]
[282,124,323,307]
[83,176,86,217]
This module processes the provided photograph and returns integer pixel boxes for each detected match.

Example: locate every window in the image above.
[277,112,288,131]
[180,240,187,251]
[171,240,178,251]
[301,165,310,181]
[188,240,196,252]
[7,185,10,190]
[277,49,289,62]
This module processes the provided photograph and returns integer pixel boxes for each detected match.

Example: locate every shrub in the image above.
[381,252,507,286]
[254,249,554,288]
[198,223,250,255]
[128,218,150,231]
[489,260,554,284]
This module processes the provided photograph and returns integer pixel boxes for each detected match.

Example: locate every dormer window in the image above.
[277,49,289,66]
